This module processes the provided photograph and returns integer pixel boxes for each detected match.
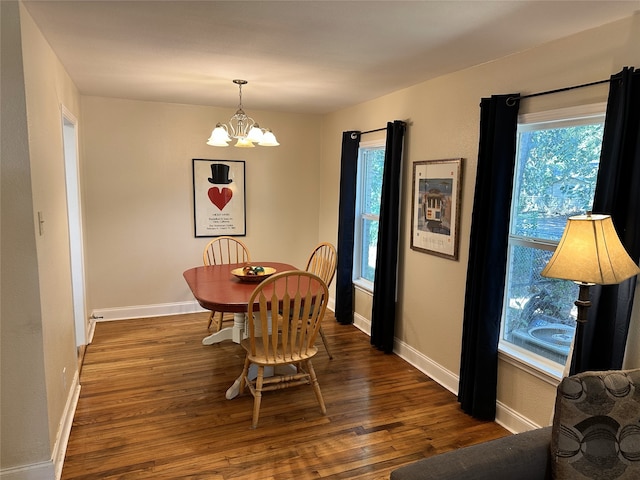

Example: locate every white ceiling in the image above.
[22,0,640,114]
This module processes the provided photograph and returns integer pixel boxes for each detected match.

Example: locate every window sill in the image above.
[498,343,564,387]
[353,278,373,294]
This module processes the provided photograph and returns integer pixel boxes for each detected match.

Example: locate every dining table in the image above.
[183,261,298,399]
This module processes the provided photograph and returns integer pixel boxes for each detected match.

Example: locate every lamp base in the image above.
[572,282,593,374]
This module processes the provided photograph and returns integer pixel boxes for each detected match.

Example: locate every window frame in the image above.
[353,139,386,292]
[498,103,606,380]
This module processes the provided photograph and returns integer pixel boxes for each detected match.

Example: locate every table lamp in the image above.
[541,212,640,373]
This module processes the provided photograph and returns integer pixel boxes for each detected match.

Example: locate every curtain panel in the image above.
[335,131,361,325]
[458,94,520,420]
[576,66,640,374]
[371,120,406,353]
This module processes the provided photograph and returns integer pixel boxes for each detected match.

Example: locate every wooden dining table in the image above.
[183,261,298,399]
[183,261,298,346]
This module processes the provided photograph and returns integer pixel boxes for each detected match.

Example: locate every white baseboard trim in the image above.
[495,400,542,434]
[0,461,55,480]
[353,312,371,335]
[393,338,541,433]
[393,337,460,396]
[52,372,81,480]
[87,317,96,344]
[92,298,338,324]
[0,372,80,480]
[91,300,206,322]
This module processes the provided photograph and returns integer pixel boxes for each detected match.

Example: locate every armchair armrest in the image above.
[390,426,552,480]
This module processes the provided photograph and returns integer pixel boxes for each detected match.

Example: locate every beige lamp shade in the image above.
[541,214,640,285]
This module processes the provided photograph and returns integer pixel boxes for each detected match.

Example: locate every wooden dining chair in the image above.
[202,236,251,331]
[239,270,329,428]
[305,242,337,359]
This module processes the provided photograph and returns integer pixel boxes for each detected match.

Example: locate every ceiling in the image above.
[22,1,640,115]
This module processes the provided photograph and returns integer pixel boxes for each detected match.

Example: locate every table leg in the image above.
[202,312,246,346]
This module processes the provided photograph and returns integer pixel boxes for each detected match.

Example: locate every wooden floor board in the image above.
[62,312,508,479]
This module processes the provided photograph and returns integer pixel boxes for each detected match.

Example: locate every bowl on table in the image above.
[231,265,276,282]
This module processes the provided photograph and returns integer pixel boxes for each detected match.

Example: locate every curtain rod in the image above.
[350,127,385,139]
[361,127,386,135]
[506,78,611,106]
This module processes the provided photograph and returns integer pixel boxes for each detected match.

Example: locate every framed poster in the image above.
[411,158,463,260]
[193,159,246,237]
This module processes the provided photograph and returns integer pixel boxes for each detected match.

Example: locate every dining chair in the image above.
[239,270,329,428]
[305,242,337,359]
[202,236,251,331]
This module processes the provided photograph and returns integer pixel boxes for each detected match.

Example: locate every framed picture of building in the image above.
[411,158,463,260]
[193,159,246,237]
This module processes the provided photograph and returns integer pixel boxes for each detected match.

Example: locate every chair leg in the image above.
[239,356,251,395]
[318,326,333,359]
[251,366,265,428]
[207,311,216,330]
[216,311,226,332]
[305,360,327,415]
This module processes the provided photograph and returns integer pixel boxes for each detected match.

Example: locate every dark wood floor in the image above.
[62,312,509,479]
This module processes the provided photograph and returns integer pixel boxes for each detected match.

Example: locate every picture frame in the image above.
[192,159,246,237]
[411,158,463,260]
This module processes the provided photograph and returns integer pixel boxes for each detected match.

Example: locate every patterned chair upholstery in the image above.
[552,369,640,479]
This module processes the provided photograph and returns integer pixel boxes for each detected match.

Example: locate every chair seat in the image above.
[240,338,318,365]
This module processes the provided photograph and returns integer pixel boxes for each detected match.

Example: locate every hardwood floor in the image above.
[62,312,509,479]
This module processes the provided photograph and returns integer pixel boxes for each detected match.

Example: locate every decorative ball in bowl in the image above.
[231,265,276,282]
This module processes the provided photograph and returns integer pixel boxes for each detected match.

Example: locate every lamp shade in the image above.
[234,137,255,148]
[258,130,280,146]
[541,214,640,285]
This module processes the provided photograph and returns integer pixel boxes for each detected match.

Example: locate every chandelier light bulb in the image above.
[259,130,280,146]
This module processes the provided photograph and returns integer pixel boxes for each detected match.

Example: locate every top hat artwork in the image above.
[208,163,233,184]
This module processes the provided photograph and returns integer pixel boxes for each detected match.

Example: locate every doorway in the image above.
[62,106,87,353]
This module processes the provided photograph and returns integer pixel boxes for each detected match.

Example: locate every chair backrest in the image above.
[203,236,250,265]
[246,271,329,361]
[305,242,337,287]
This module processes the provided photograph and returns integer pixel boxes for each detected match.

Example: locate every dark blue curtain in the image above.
[335,131,361,325]
[458,94,520,420]
[573,66,640,374]
[371,121,406,353]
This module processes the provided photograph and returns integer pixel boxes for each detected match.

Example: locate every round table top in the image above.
[183,261,298,313]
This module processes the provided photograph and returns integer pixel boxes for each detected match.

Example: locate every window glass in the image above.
[355,143,385,286]
[500,108,604,369]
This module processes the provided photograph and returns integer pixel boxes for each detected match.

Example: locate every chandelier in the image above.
[206,79,279,148]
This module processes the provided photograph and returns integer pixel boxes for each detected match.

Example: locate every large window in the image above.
[354,140,385,289]
[499,105,605,373]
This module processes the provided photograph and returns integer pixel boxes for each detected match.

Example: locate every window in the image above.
[499,105,605,374]
[353,140,385,290]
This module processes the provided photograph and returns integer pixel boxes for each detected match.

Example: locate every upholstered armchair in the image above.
[391,369,640,480]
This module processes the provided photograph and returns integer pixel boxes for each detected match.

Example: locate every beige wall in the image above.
[21,0,82,450]
[319,14,640,428]
[80,98,323,312]
[3,3,640,475]
[1,1,80,474]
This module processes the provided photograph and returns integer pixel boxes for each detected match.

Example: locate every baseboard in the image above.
[394,338,541,433]
[353,311,371,335]
[52,372,81,479]
[393,337,460,396]
[0,461,55,480]
[92,297,338,324]
[91,300,207,322]
[0,371,80,480]
[495,400,541,434]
